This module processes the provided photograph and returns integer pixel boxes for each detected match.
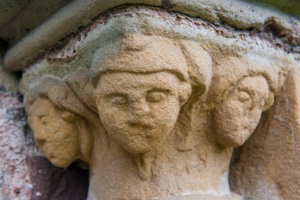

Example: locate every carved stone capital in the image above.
[18,5,299,200]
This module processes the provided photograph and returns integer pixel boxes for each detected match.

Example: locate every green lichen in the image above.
[246,0,300,18]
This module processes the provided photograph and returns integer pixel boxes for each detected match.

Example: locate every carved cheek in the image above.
[150,97,180,126]
[229,99,260,131]
[213,98,253,147]
[245,107,264,133]
[213,90,267,148]
[29,116,48,145]
[97,99,129,134]
[217,99,244,127]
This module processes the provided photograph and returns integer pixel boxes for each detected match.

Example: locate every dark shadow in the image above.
[27,156,89,200]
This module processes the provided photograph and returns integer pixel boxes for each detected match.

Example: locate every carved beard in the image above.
[134,151,156,181]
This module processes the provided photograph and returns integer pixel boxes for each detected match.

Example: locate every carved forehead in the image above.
[237,76,269,90]
[96,72,181,93]
[91,34,188,84]
[234,76,270,98]
[207,56,276,105]
[25,76,98,124]
[29,97,56,116]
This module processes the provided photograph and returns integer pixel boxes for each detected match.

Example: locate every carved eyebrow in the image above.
[148,88,171,92]
[237,88,255,98]
[104,92,128,98]
[148,87,174,95]
[237,85,253,94]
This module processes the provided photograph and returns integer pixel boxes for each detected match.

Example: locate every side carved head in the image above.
[91,34,212,154]
[25,73,96,168]
[210,57,275,147]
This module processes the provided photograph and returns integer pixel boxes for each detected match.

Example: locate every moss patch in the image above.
[247,0,300,18]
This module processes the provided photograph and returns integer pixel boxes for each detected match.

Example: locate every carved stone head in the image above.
[25,76,95,167]
[91,34,211,154]
[209,57,275,147]
[212,75,274,147]
[28,97,81,167]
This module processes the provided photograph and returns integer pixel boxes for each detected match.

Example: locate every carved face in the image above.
[95,72,183,154]
[28,98,80,167]
[212,76,270,147]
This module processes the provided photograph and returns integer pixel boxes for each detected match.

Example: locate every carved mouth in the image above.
[123,127,157,140]
[128,123,154,131]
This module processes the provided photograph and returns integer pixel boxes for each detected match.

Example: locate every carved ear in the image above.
[178,40,212,95]
[60,111,77,123]
[64,68,98,112]
[263,91,274,111]
[179,82,192,106]
[78,119,94,164]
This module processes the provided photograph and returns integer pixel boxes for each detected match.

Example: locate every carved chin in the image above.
[109,128,172,154]
[111,133,157,154]
[214,128,252,147]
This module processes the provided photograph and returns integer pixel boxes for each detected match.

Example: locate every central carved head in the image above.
[91,35,197,154]
[95,72,187,154]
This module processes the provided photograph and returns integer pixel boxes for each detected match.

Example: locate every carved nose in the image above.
[131,101,150,117]
[127,100,151,126]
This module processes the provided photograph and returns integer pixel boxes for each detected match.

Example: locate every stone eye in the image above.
[40,115,47,124]
[238,91,251,102]
[147,91,167,102]
[61,111,76,122]
[111,95,127,105]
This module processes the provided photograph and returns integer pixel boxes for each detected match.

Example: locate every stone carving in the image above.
[0,0,298,198]
[212,75,274,147]
[15,3,300,199]
[229,68,300,200]
[24,31,279,199]
[25,70,100,168]
[90,35,211,181]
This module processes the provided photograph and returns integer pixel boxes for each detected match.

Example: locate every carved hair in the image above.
[207,56,277,109]
[24,74,99,165]
[25,75,98,125]
[90,34,212,97]
[90,34,214,151]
